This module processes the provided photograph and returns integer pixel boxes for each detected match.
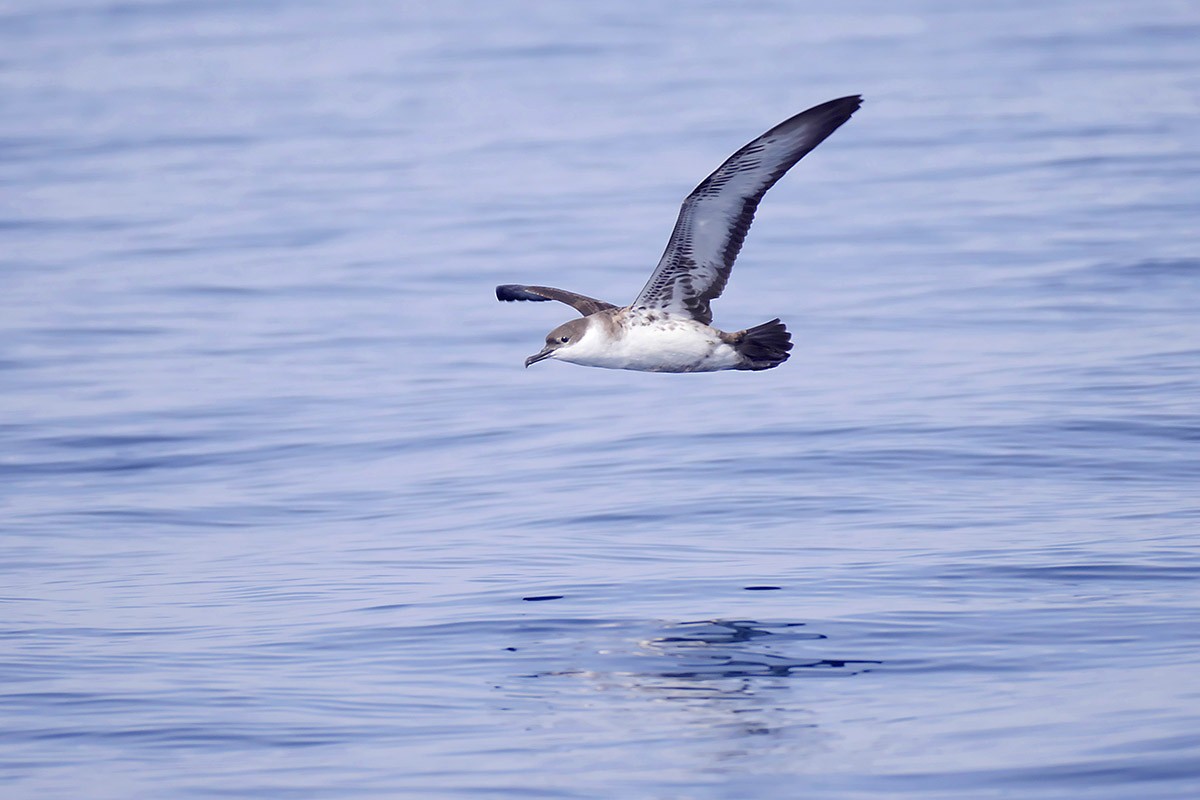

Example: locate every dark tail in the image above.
[730,318,792,371]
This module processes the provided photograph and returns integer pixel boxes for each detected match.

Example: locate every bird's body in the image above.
[498,95,862,373]
[547,308,741,373]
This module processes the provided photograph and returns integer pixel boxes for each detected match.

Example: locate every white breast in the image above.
[558,312,741,373]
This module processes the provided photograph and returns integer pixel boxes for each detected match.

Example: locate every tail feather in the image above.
[731,318,792,370]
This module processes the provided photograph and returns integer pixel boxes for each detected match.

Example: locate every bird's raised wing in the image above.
[631,95,862,324]
[495,284,617,317]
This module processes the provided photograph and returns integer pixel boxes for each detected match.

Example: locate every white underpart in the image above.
[554,313,741,373]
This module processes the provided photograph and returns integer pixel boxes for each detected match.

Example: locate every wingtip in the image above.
[764,95,864,142]
[802,95,864,136]
[822,94,864,116]
[496,284,527,302]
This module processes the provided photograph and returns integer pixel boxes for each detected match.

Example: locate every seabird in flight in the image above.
[497,95,862,373]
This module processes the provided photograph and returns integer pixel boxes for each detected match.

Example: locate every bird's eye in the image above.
[559,336,569,343]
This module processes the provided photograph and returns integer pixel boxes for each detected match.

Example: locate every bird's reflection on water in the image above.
[628,619,880,744]
[521,617,879,690]
[511,613,880,743]
[641,619,880,684]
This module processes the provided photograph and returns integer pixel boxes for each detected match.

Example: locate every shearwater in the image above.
[497,95,861,373]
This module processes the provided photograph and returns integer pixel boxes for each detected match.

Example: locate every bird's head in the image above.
[525,318,590,367]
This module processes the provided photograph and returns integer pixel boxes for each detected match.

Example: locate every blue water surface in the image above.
[3,1,1199,798]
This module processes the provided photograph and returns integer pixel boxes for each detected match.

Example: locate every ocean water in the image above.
[3,1,1199,797]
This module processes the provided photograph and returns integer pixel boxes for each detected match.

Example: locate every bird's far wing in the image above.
[495,284,617,317]
[631,95,862,324]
